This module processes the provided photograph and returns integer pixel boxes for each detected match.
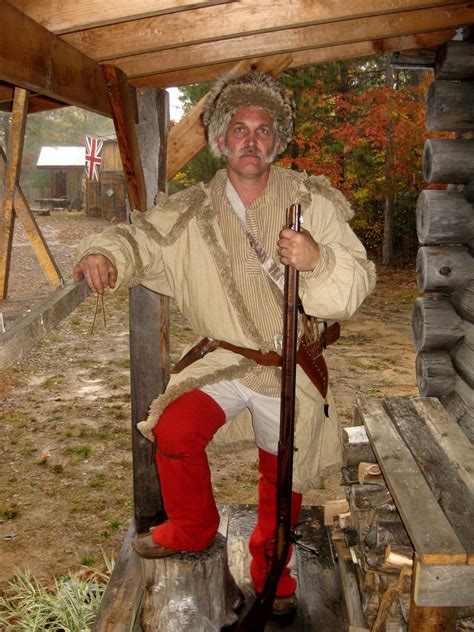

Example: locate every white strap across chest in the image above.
[225,179,285,292]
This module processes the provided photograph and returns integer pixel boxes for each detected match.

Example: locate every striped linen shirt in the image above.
[211,168,295,398]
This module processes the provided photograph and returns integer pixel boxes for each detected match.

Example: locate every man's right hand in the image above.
[73,254,117,294]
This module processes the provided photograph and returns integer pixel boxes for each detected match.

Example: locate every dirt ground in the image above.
[0,212,419,589]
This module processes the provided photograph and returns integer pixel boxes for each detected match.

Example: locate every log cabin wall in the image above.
[413,40,474,441]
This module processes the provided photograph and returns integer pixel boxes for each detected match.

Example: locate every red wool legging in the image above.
[151,388,303,597]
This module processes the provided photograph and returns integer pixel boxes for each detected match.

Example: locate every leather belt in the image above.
[170,322,340,402]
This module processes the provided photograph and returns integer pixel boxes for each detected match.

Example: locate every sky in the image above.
[167,87,184,121]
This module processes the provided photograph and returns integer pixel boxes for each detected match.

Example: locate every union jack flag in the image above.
[85,135,103,181]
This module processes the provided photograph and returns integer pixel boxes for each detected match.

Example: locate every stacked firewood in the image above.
[325,425,415,632]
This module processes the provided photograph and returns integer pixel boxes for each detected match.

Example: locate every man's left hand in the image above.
[277,228,320,272]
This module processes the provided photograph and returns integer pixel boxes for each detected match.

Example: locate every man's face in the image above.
[217,107,280,180]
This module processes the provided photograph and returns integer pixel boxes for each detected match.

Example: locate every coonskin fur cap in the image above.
[202,71,295,158]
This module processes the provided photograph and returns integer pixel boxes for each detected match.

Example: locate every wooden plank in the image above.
[0,0,110,116]
[357,397,466,565]
[10,0,233,33]
[411,398,474,494]
[61,0,465,61]
[384,397,474,562]
[113,5,473,78]
[413,556,474,607]
[133,30,455,88]
[0,280,90,371]
[226,504,343,631]
[101,64,146,212]
[0,147,62,290]
[295,506,344,631]
[166,55,292,180]
[334,540,367,628]
[0,87,28,299]
[92,521,144,631]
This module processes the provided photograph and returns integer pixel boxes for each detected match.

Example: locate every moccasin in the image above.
[272,593,298,617]
[131,533,179,559]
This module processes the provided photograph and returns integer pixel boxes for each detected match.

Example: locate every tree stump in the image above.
[140,533,242,631]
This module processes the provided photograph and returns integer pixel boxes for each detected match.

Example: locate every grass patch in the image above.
[88,473,106,489]
[0,506,18,520]
[63,444,92,461]
[41,376,62,389]
[358,385,378,395]
[4,412,26,425]
[0,562,112,631]
[79,555,97,567]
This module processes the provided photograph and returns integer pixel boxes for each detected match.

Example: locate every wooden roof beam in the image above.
[115,4,473,79]
[60,0,465,61]
[9,0,235,34]
[0,83,69,112]
[0,0,111,116]
[133,30,456,89]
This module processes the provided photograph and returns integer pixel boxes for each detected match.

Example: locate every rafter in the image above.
[9,0,233,34]
[132,30,456,89]
[114,4,473,79]
[0,0,111,115]
[59,0,463,62]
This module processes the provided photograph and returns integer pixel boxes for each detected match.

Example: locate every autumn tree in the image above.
[280,59,432,263]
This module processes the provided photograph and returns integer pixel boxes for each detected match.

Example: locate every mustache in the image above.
[222,143,277,164]
[237,146,266,159]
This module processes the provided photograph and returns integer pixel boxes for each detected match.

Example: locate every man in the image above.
[74,72,375,614]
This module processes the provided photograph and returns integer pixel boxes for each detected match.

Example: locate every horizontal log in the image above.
[441,391,474,443]
[426,81,474,131]
[423,139,474,184]
[435,40,474,80]
[411,296,463,352]
[450,279,474,323]
[451,336,474,389]
[415,350,457,397]
[0,280,90,371]
[416,189,474,245]
[465,180,474,204]
[416,246,473,293]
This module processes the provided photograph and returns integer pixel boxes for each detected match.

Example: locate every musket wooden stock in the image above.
[236,203,301,631]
